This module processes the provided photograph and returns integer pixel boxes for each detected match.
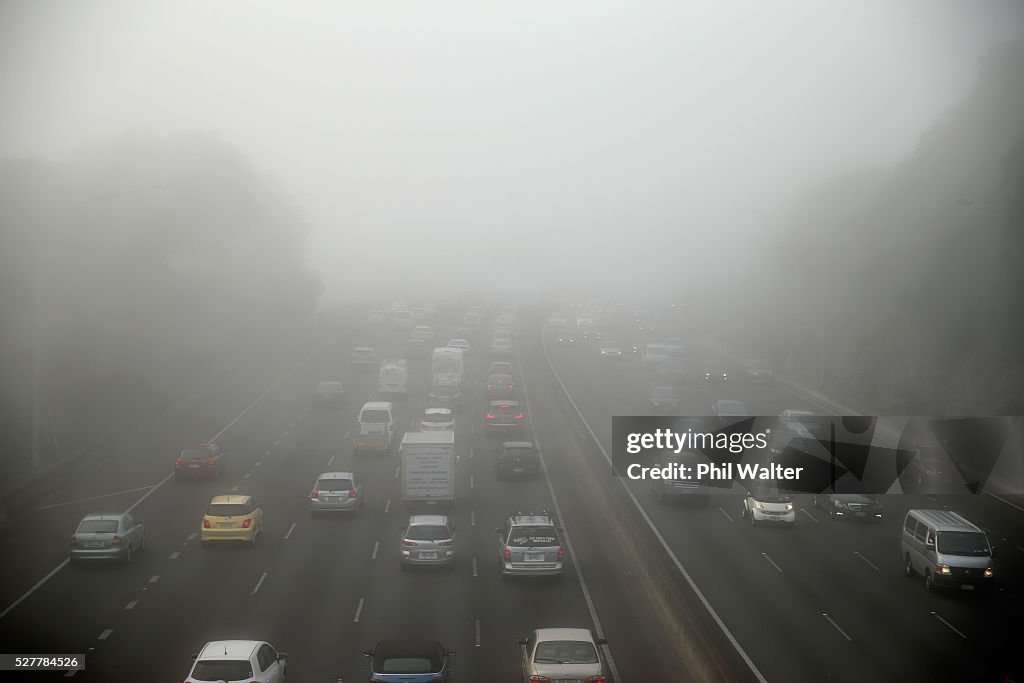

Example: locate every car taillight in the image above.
[429,393,436,399]
[486,414,495,420]
[69,536,77,546]
[112,535,121,546]
[242,519,251,528]
[310,488,319,499]
[530,676,552,683]
[515,414,524,419]
[175,458,184,466]
[584,676,605,682]
[203,519,211,528]
[349,489,358,499]
[487,385,494,390]
[438,539,453,546]
[206,458,217,466]
[504,548,511,561]
[402,540,417,547]
[557,548,564,560]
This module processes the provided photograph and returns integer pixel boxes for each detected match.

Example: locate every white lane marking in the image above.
[470,447,475,459]
[1000,588,1024,606]
[472,556,478,577]
[231,485,240,492]
[326,454,335,466]
[394,466,400,479]
[98,629,113,640]
[822,613,853,642]
[517,342,622,683]
[371,541,379,559]
[353,597,364,622]
[718,507,734,523]
[538,328,768,683]
[147,575,160,584]
[250,572,268,595]
[187,532,198,541]
[384,499,391,514]
[124,601,138,610]
[344,430,350,440]
[931,611,967,639]
[254,461,262,467]
[470,475,475,489]
[854,551,880,572]
[284,523,296,540]
[169,552,180,560]
[471,510,476,527]
[800,508,819,523]
[265,450,271,456]
[984,491,1024,513]
[243,473,251,479]
[475,619,481,647]
[283,431,289,437]
[761,553,783,573]
[273,440,280,446]
[37,484,158,510]
[1017,545,1024,553]
[64,669,77,677]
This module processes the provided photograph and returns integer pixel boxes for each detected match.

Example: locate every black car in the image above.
[742,359,775,384]
[814,493,884,521]
[362,640,455,683]
[495,441,540,480]
[428,383,463,412]
[703,361,728,383]
[650,386,680,412]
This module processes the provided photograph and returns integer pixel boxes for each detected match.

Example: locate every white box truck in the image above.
[400,431,456,506]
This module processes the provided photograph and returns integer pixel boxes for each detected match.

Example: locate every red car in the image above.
[175,444,226,481]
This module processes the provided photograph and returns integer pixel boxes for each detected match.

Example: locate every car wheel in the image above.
[925,570,935,592]
[139,534,146,552]
[124,545,133,564]
[905,555,914,578]
[749,510,758,527]
[740,503,747,519]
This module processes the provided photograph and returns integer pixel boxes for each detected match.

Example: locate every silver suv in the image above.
[496,512,564,581]
[400,515,457,571]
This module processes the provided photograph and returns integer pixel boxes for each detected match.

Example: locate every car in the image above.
[411,325,435,342]
[740,484,796,527]
[411,306,427,321]
[742,358,775,383]
[175,443,226,481]
[712,399,750,425]
[495,441,540,480]
[548,314,568,327]
[404,338,430,359]
[367,310,389,325]
[651,450,710,506]
[582,328,603,342]
[576,315,594,328]
[428,383,463,412]
[399,515,457,569]
[555,331,577,346]
[656,359,686,383]
[488,361,514,377]
[350,346,378,369]
[309,472,363,516]
[599,341,622,358]
[814,493,883,521]
[518,628,608,683]
[201,495,263,547]
[362,640,454,683]
[703,361,728,382]
[312,380,345,407]
[485,400,525,437]
[421,407,455,431]
[69,512,146,564]
[495,314,516,330]
[486,373,516,399]
[650,385,681,412]
[446,338,471,356]
[496,511,564,579]
[185,640,287,683]
[490,330,514,355]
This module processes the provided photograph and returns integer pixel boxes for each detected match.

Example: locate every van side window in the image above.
[925,530,935,545]
[904,517,917,536]
[914,522,928,543]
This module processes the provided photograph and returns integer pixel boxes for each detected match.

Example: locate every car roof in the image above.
[209,494,251,505]
[447,339,469,345]
[502,441,535,449]
[425,407,453,415]
[362,401,393,410]
[198,640,261,660]
[316,471,354,480]
[510,514,555,526]
[907,509,981,532]
[80,512,126,521]
[354,346,375,352]
[534,628,594,642]
[317,381,343,389]
[414,325,432,330]
[409,514,449,526]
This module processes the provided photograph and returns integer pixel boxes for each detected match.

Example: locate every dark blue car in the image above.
[362,640,454,683]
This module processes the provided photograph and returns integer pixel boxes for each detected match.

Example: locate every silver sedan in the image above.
[69,512,146,564]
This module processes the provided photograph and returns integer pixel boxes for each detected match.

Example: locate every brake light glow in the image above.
[203,519,211,528]
[557,548,564,560]
[242,519,251,528]
[402,540,417,547]
[175,458,184,466]
[349,489,358,499]
[530,676,552,683]
[206,458,217,466]
[504,548,511,561]
[310,488,319,499]
[486,414,495,420]
[515,414,524,419]
[112,535,122,546]
[584,676,606,682]
[438,539,453,546]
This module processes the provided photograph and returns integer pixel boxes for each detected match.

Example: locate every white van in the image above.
[901,509,995,593]
[353,401,396,456]
[378,359,408,396]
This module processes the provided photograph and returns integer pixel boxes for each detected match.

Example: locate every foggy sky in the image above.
[2,0,1023,303]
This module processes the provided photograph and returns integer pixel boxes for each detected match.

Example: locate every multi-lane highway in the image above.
[0,306,1021,682]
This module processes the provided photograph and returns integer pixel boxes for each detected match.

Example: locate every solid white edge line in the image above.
[718,507,734,523]
[0,559,69,620]
[800,508,819,523]
[822,613,853,642]
[930,611,967,639]
[760,553,783,573]
[250,572,268,596]
[985,491,1024,514]
[517,342,622,683]
[538,324,769,683]
[353,597,364,622]
[371,541,379,559]
[37,484,158,511]
[853,551,880,572]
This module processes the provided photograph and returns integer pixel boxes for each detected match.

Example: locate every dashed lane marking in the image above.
[250,572,268,595]
[284,523,296,540]
[353,598,364,622]
[822,613,853,641]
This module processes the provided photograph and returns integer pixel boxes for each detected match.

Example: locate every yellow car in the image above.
[201,495,263,546]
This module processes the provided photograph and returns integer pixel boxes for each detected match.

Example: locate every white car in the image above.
[518,628,608,683]
[446,338,471,356]
[711,399,749,425]
[411,325,435,342]
[740,486,796,527]
[421,408,455,431]
[185,640,287,683]
[599,342,623,358]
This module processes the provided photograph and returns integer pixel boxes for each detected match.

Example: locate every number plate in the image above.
[525,553,544,562]
[189,463,201,468]
[420,552,438,560]
[86,541,102,548]
[513,467,524,472]
[217,522,234,528]
[855,511,865,517]
[961,584,975,591]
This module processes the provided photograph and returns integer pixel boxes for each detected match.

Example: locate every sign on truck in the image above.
[401,431,456,505]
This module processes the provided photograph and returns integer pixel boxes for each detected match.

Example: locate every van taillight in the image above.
[175,458,184,466]
[515,414,524,420]
[486,414,495,420]
[584,676,605,682]
[530,676,552,683]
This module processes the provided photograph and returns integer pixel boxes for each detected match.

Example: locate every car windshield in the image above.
[488,374,513,384]
[449,340,468,347]
[407,340,425,347]
[405,525,450,541]
[937,531,990,556]
[78,519,118,533]
[181,448,213,460]
[191,660,254,680]
[507,527,557,546]
[361,410,390,422]
[534,640,599,664]
[316,479,352,491]
[207,504,249,517]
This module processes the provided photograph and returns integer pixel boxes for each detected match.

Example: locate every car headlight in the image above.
[936,564,952,575]
[785,503,793,511]
[984,567,994,578]
[754,502,764,510]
